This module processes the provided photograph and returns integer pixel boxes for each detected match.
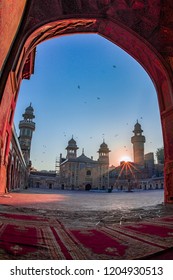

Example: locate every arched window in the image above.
[86,170,91,176]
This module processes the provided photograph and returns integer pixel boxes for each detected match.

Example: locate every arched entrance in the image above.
[85,184,92,191]
[0,1,173,203]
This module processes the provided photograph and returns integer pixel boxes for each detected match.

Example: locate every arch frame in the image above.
[0,2,173,203]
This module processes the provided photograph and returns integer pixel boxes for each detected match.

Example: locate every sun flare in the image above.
[120,156,132,163]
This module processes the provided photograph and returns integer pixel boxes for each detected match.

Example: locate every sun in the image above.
[120,155,132,163]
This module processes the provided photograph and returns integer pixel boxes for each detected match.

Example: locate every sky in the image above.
[14,34,163,171]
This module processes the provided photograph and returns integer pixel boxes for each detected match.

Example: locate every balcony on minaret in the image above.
[19,120,35,130]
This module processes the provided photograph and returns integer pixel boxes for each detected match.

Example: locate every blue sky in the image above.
[14,34,163,171]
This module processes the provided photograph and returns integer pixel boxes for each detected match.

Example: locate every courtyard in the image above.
[0,188,169,227]
[0,188,173,259]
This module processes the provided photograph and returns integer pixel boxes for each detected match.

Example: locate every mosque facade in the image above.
[109,121,164,191]
[59,138,110,190]
[6,105,164,192]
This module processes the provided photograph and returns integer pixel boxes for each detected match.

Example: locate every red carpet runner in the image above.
[0,212,173,259]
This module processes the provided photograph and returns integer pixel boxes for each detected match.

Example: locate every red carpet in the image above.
[0,212,173,259]
[0,212,87,260]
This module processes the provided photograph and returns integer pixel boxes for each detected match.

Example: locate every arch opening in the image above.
[0,9,173,203]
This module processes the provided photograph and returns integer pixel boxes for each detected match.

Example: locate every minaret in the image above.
[131,120,145,165]
[98,140,111,189]
[66,137,78,159]
[98,140,111,164]
[18,103,35,166]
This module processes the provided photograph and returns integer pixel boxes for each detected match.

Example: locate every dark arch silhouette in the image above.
[85,184,92,191]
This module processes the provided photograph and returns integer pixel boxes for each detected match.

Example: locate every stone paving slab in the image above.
[0,188,164,211]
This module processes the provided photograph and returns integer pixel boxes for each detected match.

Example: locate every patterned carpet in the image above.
[0,212,173,259]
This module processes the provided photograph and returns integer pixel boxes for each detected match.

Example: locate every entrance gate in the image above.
[0,1,173,203]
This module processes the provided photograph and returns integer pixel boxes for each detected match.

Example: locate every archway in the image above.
[85,184,92,191]
[0,1,173,203]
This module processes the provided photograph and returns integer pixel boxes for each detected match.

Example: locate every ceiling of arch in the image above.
[22,0,173,70]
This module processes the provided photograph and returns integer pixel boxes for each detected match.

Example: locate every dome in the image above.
[68,137,76,146]
[77,154,95,163]
[134,121,141,130]
[133,120,143,132]
[25,103,34,114]
[98,141,110,153]
[23,103,35,120]
[66,137,78,150]
[100,142,108,149]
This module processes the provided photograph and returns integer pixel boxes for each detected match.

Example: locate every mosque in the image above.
[56,120,164,191]
[59,138,110,190]
[7,104,163,191]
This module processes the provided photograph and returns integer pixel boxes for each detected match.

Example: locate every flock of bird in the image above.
[36,64,150,166]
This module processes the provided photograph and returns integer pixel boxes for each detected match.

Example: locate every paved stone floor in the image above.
[1,188,173,228]
[0,188,164,211]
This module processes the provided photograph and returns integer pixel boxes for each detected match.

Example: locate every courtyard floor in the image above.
[0,188,173,260]
[0,188,171,228]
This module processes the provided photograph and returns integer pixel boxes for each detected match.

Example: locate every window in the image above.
[86,170,91,176]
